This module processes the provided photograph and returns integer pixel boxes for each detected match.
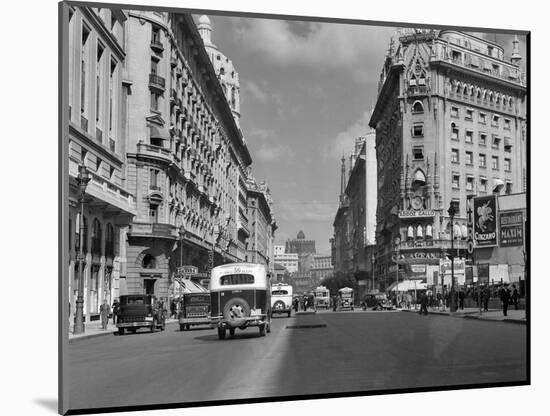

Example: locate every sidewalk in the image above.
[401,306,526,324]
[68,317,179,342]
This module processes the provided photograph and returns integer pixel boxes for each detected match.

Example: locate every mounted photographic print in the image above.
[59,1,529,415]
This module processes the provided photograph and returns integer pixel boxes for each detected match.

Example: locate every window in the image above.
[149,205,158,223]
[105,223,114,257]
[220,274,255,285]
[479,133,487,146]
[150,91,160,111]
[466,176,474,191]
[109,59,117,133]
[504,119,511,130]
[96,44,104,123]
[152,26,161,44]
[504,137,512,152]
[451,148,459,163]
[465,151,473,165]
[465,109,473,120]
[492,156,499,170]
[479,112,486,124]
[142,254,157,269]
[504,158,511,172]
[92,218,102,254]
[80,26,91,119]
[465,130,473,143]
[492,135,501,149]
[451,106,459,118]
[505,182,513,194]
[452,174,460,189]
[412,101,424,113]
[413,146,424,160]
[412,123,424,137]
[492,115,500,127]
[150,169,159,188]
[151,58,158,74]
[479,153,486,168]
[451,123,459,140]
[480,178,487,192]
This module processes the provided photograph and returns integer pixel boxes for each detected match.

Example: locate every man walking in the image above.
[511,285,519,310]
[500,285,511,317]
[112,298,120,325]
[419,292,428,315]
[100,299,111,330]
[483,286,490,312]
[458,290,465,310]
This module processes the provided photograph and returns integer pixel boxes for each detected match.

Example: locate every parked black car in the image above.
[116,295,166,335]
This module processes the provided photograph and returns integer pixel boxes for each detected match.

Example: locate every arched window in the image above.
[416,225,424,239]
[219,66,225,76]
[407,225,414,239]
[92,218,102,254]
[412,101,424,113]
[426,224,433,239]
[142,254,156,269]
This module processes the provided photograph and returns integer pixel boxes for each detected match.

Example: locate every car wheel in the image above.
[180,323,185,331]
[218,327,226,340]
[259,325,266,337]
[118,328,124,335]
[267,321,271,333]
[229,328,235,338]
[223,297,251,328]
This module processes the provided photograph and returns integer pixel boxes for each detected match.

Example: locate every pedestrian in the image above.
[458,290,465,310]
[100,299,110,330]
[483,286,490,311]
[170,299,176,319]
[500,285,511,317]
[112,298,120,325]
[332,295,338,312]
[436,292,442,311]
[511,285,519,310]
[419,293,428,315]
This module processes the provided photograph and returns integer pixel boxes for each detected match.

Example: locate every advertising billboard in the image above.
[499,210,524,247]
[473,196,498,247]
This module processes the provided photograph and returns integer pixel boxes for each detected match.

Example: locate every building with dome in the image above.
[369,30,527,291]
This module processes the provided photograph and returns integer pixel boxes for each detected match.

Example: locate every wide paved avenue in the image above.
[68,310,527,411]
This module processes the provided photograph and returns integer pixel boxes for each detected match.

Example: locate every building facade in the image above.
[123,11,252,297]
[67,6,137,323]
[273,250,299,274]
[369,29,527,290]
[311,254,334,285]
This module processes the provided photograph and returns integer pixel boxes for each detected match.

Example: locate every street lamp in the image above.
[448,201,459,313]
[73,164,91,334]
[371,252,376,293]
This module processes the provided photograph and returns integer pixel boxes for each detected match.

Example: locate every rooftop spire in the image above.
[511,35,521,65]
[340,154,346,203]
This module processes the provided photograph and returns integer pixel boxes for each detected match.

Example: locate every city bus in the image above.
[271,282,293,317]
[338,287,354,311]
[313,285,330,310]
[210,263,272,339]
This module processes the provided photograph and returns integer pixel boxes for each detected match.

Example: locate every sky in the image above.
[198,15,527,254]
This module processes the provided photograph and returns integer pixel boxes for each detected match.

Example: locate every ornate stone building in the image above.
[369,29,527,290]
[123,11,252,296]
[66,6,136,323]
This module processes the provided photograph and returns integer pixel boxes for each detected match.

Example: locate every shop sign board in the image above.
[499,210,524,247]
[440,258,465,275]
[398,209,435,218]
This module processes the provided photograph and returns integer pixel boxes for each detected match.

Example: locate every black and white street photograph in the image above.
[55,1,533,414]
[7,0,549,415]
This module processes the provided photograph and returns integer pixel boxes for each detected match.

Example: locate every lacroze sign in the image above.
[499,211,524,247]
[473,196,498,247]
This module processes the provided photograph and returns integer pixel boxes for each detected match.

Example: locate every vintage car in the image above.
[338,287,354,311]
[210,263,272,339]
[116,295,166,335]
[271,283,293,317]
[362,293,395,311]
[178,291,211,331]
[313,286,330,310]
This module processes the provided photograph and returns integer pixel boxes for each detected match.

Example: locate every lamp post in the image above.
[371,252,376,293]
[448,201,458,313]
[73,164,91,334]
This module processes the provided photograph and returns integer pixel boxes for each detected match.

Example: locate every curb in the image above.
[401,309,526,325]
[68,320,179,343]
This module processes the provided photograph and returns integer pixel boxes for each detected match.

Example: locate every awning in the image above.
[388,280,427,292]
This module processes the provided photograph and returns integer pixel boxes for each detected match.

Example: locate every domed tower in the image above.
[297,230,306,240]
[197,15,241,127]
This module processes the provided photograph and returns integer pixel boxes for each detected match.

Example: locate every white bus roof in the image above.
[210,263,269,291]
[339,287,354,293]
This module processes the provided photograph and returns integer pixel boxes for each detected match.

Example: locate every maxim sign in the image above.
[473,196,498,247]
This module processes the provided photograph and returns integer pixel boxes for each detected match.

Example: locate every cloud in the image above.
[243,80,268,103]
[233,18,395,83]
[322,111,373,161]
[275,200,338,223]
[247,128,295,162]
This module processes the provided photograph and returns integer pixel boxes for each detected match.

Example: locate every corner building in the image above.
[124,11,252,296]
[66,6,136,322]
[369,30,526,290]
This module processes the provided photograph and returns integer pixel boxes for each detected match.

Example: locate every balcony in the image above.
[150,38,163,52]
[149,73,165,92]
[136,141,172,163]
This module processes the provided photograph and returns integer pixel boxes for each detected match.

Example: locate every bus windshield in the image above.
[220,274,255,285]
